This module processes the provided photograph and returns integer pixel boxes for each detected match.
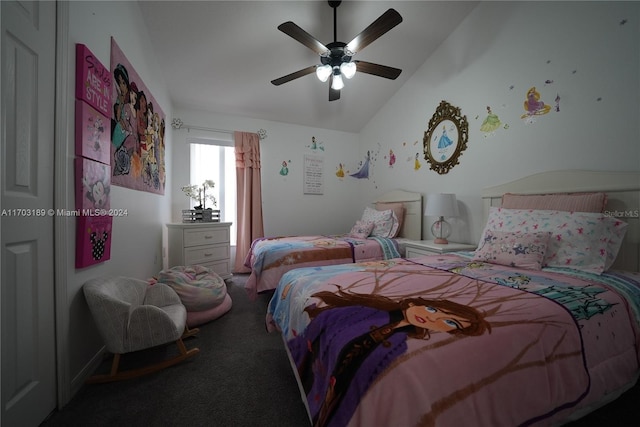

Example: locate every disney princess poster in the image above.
[429,120,459,163]
[75,100,110,165]
[75,157,110,211]
[76,215,112,268]
[110,37,166,195]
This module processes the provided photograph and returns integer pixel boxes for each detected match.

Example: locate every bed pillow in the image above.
[379,211,401,238]
[501,192,607,213]
[349,220,375,239]
[473,230,551,270]
[479,207,628,274]
[375,202,405,237]
[361,206,397,238]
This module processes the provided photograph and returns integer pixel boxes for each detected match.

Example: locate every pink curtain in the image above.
[233,131,264,273]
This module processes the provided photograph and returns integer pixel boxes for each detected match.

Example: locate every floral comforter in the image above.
[267,253,640,427]
[244,234,399,299]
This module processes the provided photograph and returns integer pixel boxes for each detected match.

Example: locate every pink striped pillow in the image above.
[501,192,607,213]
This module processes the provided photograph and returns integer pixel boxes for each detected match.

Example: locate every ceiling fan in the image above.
[271,1,403,101]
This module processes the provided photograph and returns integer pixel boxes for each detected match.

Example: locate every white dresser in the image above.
[166,222,232,279]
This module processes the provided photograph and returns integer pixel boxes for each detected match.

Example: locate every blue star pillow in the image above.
[473,230,551,270]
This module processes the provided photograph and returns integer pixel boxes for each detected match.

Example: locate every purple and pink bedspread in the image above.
[267,253,640,427]
[244,234,399,299]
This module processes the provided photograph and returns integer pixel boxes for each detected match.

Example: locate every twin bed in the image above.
[244,190,423,298]
[262,170,640,427]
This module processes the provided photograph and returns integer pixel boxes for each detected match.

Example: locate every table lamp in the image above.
[425,193,459,244]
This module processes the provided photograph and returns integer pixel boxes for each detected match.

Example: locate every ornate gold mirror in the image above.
[423,101,469,174]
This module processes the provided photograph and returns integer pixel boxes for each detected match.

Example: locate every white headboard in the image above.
[482,170,640,272]
[375,190,423,241]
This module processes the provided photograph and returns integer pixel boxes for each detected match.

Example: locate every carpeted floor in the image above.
[41,274,310,427]
[42,274,639,427]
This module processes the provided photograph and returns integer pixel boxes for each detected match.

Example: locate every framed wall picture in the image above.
[423,100,469,174]
[75,100,110,164]
[75,157,110,211]
[75,44,110,117]
[76,215,112,268]
[110,37,166,195]
[303,154,324,195]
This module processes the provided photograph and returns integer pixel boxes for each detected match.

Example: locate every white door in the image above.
[1,1,57,426]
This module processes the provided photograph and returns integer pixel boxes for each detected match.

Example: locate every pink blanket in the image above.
[267,254,640,427]
[244,235,398,299]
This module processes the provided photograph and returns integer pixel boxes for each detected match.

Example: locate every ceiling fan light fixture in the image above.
[316,64,332,82]
[340,61,356,79]
[272,2,403,101]
[331,72,344,90]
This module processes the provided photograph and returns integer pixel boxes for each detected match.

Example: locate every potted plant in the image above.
[181,180,217,220]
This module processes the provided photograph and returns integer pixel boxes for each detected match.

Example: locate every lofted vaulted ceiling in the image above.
[139,1,478,133]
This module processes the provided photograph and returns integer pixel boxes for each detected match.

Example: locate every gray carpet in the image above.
[42,274,310,427]
[42,274,639,427]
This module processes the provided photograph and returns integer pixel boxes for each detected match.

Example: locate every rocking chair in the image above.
[83,276,200,383]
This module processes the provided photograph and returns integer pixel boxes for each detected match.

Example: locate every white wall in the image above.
[65,1,172,395]
[357,1,640,245]
[171,108,362,239]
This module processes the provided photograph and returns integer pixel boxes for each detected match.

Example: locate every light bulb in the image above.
[340,61,356,79]
[316,64,332,82]
[331,73,344,90]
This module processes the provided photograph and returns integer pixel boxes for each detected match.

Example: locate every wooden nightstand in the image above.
[404,240,476,257]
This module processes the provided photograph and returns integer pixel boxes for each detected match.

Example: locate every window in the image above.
[189,137,237,245]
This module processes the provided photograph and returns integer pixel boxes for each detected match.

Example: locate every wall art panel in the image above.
[110,37,166,194]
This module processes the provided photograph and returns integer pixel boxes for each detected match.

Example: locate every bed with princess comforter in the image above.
[244,191,422,298]
[265,171,640,427]
[268,255,639,426]
[245,234,400,298]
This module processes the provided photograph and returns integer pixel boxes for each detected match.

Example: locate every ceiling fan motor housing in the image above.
[321,42,353,68]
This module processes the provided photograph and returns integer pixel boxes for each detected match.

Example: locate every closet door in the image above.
[1,1,57,425]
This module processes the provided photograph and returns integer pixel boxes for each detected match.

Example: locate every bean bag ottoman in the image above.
[157,265,232,327]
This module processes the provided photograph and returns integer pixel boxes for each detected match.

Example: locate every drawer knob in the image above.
[204,235,213,239]
[204,253,213,257]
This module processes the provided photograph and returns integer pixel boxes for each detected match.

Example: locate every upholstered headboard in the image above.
[375,190,423,241]
[481,170,640,272]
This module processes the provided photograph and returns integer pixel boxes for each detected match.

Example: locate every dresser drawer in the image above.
[183,227,229,247]
[184,244,230,265]
[406,247,434,258]
[200,260,231,278]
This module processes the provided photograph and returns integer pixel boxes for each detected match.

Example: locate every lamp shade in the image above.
[340,61,356,79]
[331,72,344,90]
[316,64,332,82]
[425,193,459,218]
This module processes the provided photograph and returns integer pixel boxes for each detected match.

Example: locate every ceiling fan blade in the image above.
[329,74,340,101]
[354,61,402,80]
[329,86,341,101]
[278,21,330,56]
[346,9,402,54]
[271,65,317,86]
